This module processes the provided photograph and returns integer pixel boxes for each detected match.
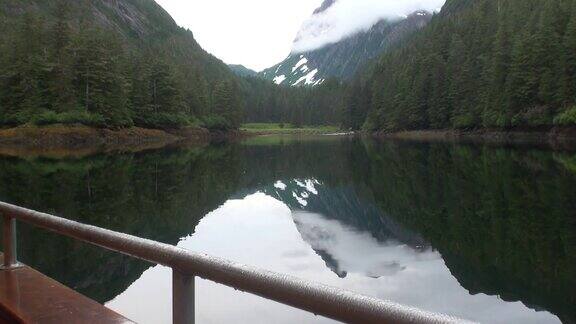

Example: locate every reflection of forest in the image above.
[0,146,243,302]
[355,141,576,324]
[0,137,574,322]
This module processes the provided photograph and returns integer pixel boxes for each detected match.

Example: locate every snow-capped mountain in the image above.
[260,0,433,86]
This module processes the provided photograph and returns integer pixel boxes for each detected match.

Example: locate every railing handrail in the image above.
[0,201,471,324]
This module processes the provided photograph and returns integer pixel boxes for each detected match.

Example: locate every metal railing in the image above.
[0,202,470,324]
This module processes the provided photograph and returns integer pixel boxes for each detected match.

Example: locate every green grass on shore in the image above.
[241,123,340,134]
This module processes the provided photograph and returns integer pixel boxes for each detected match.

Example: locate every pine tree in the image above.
[46,0,76,112]
[212,80,243,128]
[70,27,130,126]
[561,5,576,106]
[447,34,474,128]
[0,14,49,120]
[484,21,511,127]
[148,60,182,114]
[343,81,364,130]
[535,0,563,107]
[428,54,449,129]
[505,30,538,116]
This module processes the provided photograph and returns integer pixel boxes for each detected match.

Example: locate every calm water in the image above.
[0,136,574,323]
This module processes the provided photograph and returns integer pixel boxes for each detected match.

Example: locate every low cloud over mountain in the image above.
[292,0,445,52]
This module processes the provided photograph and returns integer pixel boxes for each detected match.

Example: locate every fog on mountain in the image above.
[292,0,446,52]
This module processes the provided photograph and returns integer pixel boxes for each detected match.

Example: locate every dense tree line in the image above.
[0,1,243,130]
[6,0,576,132]
[343,0,576,131]
[240,77,344,126]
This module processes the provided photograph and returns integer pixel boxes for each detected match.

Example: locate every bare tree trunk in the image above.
[85,65,90,111]
[154,163,159,198]
[153,79,157,114]
[86,169,92,209]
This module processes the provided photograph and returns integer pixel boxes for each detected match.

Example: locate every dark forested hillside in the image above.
[349,0,576,132]
[0,0,242,130]
[228,64,258,78]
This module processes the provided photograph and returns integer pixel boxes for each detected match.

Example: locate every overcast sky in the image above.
[155,0,323,72]
[155,0,445,72]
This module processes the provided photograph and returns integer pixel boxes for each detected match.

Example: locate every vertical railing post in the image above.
[172,269,195,324]
[1,213,21,270]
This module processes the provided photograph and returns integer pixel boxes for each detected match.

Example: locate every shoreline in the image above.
[239,124,341,137]
[243,130,345,136]
[2,124,575,158]
[0,124,346,159]
[373,127,576,150]
[0,124,211,158]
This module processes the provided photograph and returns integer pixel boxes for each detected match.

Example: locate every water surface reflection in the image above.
[0,136,573,323]
[107,193,558,324]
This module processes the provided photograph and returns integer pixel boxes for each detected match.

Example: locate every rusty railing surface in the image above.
[0,201,472,324]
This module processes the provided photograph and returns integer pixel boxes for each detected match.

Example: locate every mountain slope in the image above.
[228,64,258,77]
[260,4,432,86]
[0,0,242,129]
[0,0,235,87]
[356,0,576,132]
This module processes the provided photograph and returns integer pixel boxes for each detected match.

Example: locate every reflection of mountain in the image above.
[265,180,427,247]
[245,179,429,278]
[234,139,576,322]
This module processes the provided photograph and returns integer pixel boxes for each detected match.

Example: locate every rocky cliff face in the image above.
[1,0,178,40]
[89,0,176,38]
[312,0,336,15]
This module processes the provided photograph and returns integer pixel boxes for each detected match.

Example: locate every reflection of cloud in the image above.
[292,211,431,278]
[293,0,446,52]
[108,193,562,324]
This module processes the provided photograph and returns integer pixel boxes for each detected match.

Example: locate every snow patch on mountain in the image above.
[273,75,286,85]
[294,69,319,86]
[292,56,309,72]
